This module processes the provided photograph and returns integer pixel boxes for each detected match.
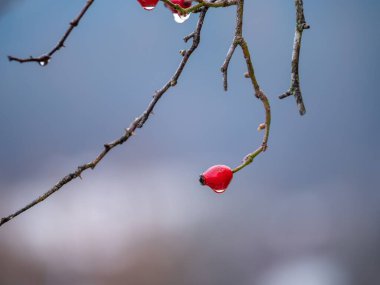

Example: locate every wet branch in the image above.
[279,0,310,115]
[0,7,210,228]
[7,0,95,66]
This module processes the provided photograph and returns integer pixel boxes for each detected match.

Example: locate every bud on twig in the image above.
[257,123,266,131]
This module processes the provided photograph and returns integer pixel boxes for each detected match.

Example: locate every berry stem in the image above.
[224,0,271,174]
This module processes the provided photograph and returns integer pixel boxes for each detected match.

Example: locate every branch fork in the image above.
[279,0,310,116]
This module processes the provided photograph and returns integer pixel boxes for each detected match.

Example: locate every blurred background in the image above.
[0,0,379,284]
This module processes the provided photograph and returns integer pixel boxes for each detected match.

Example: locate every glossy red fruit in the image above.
[137,0,159,10]
[199,165,233,194]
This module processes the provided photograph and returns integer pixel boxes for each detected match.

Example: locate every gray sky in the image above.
[0,0,379,284]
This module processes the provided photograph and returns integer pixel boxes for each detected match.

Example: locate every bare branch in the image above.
[221,41,238,91]
[7,0,95,66]
[279,0,310,115]
[0,7,210,228]
[218,0,271,173]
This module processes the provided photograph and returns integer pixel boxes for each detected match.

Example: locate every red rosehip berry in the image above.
[165,0,193,23]
[137,0,159,11]
[199,165,233,194]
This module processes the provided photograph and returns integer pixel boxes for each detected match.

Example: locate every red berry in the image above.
[199,165,233,194]
[137,0,159,11]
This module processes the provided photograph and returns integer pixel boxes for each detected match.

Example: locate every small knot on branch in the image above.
[0,217,9,226]
[77,165,88,173]
[255,90,265,100]
[257,123,266,131]
[70,20,79,27]
[135,116,146,128]
[297,22,310,32]
[243,154,254,164]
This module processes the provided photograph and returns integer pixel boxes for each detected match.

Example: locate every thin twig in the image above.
[279,0,310,115]
[233,39,270,173]
[220,0,242,92]
[7,0,95,66]
[219,0,271,173]
[221,41,238,91]
[0,7,210,228]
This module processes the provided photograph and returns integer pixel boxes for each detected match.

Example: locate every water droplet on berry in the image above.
[137,0,159,10]
[173,13,190,23]
[214,189,226,194]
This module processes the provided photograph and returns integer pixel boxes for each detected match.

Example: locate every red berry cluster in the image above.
[137,0,193,23]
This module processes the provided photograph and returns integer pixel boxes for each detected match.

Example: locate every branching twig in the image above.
[7,0,95,66]
[279,0,310,115]
[0,7,210,228]
[219,0,271,173]
[1,0,311,226]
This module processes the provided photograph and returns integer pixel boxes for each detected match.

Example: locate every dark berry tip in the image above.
[199,174,205,185]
